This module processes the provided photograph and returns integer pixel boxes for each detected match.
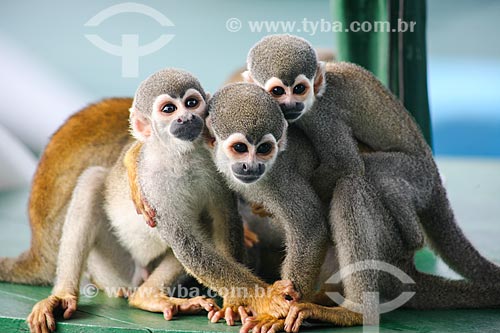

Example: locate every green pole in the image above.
[332,0,432,147]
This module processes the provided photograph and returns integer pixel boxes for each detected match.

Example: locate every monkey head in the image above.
[243,34,326,122]
[129,68,208,151]
[206,83,288,185]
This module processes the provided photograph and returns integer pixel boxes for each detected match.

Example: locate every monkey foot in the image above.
[240,314,285,333]
[209,280,299,326]
[284,303,363,332]
[27,294,78,333]
[129,292,218,320]
[208,305,253,326]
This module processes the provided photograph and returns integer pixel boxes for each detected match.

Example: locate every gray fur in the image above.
[208,83,328,299]
[133,68,206,116]
[247,35,318,85]
[129,73,272,303]
[208,83,286,143]
[240,34,500,325]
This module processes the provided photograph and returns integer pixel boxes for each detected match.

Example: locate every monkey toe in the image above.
[179,296,219,314]
[163,304,178,320]
[240,315,284,333]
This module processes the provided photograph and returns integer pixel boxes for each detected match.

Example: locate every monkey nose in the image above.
[232,163,266,184]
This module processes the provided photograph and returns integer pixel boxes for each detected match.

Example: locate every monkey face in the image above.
[206,83,288,186]
[149,88,207,145]
[217,133,280,184]
[243,74,316,123]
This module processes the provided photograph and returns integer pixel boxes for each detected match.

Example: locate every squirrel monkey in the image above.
[239,34,500,331]
[205,84,500,333]
[27,68,247,332]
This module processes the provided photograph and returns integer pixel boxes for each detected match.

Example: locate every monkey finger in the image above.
[145,216,157,228]
[62,297,77,319]
[238,306,250,323]
[163,304,179,320]
[210,309,224,323]
[225,307,237,326]
[201,299,219,313]
[207,309,216,320]
[291,312,305,333]
[268,321,285,333]
[45,312,57,332]
[239,318,258,333]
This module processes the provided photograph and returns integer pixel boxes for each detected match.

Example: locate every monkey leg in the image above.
[285,175,401,331]
[364,152,500,284]
[363,152,431,252]
[28,166,109,333]
[85,227,136,294]
[128,249,219,320]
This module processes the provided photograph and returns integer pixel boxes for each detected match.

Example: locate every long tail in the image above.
[0,98,133,286]
[405,270,500,309]
[0,234,56,285]
[420,181,500,284]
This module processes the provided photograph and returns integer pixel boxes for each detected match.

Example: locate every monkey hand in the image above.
[250,202,273,218]
[240,314,285,333]
[209,280,299,326]
[135,195,157,228]
[243,221,260,248]
[284,302,363,332]
[129,291,219,320]
[27,294,77,333]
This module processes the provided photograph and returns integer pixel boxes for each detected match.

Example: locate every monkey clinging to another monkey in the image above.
[203,83,500,333]
[235,34,500,331]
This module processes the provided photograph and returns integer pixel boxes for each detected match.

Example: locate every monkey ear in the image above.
[277,120,288,152]
[242,70,254,83]
[204,115,217,148]
[129,107,151,141]
[314,61,326,97]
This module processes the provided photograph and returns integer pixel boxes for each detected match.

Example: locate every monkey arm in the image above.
[208,191,246,263]
[260,171,330,301]
[159,216,262,293]
[154,210,291,315]
[297,115,365,204]
[123,141,157,227]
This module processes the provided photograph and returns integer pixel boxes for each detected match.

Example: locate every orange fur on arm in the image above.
[123,141,157,227]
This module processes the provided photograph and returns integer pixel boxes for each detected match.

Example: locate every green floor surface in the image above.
[0,158,499,332]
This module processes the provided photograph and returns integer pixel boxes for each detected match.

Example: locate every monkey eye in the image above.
[256,142,272,155]
[271,86,285,96]
[162,103,177,113]
[293,84,306,95]
[232,143,248,153]
[185,98,199,108]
